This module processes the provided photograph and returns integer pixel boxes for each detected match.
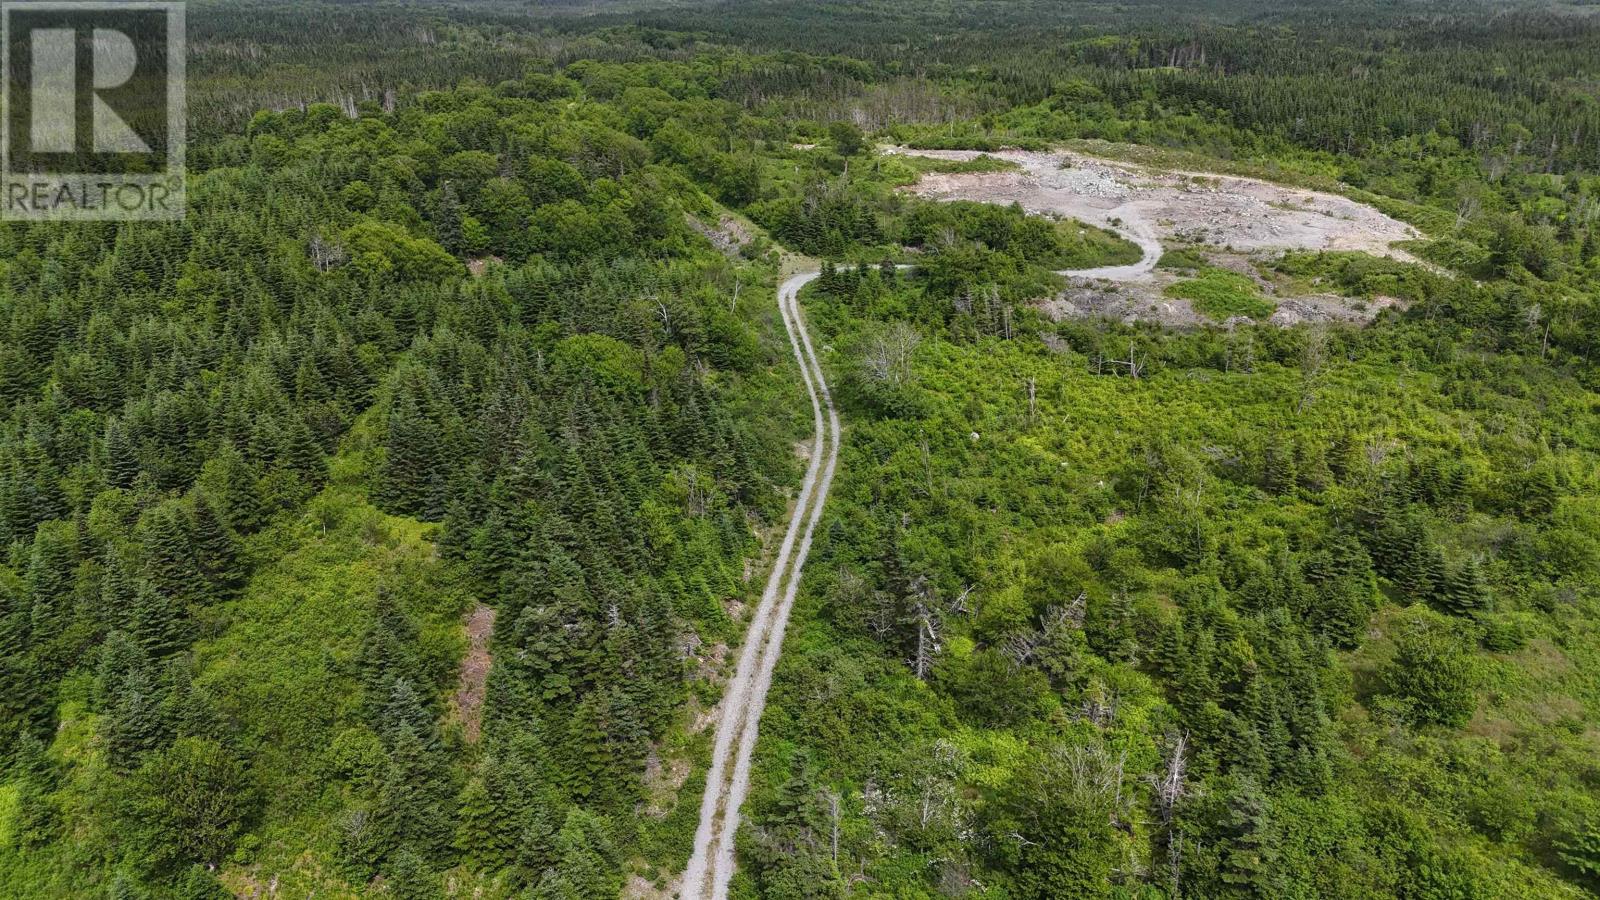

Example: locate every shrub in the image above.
[1165,268,1276,320]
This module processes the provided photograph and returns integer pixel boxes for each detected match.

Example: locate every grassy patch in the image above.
[1165,268,1276,320]
[897,153,1019,175]
[0,783,17,849]
[1049,219,1143,269]
[196,487,471,895]
[1273,250,1442,302]
[1157,248,1209,271]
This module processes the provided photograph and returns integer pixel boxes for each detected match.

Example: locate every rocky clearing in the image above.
[887,145,1428,327]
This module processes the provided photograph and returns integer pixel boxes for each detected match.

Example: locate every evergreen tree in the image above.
[379,383,443,516]
[191,494,243,601]
[108,871,145,900]
[1437,556,1490,617]
[128,580,192,659]
[1381,608,1478,727]
[25,520,79,636]
[1262,432,1298,495]
[139,502,199,605]
[387,846,443,900]
[436,183,466,257]
[128,737,257,871]
[104,664,170,771]
[373,725,455,861]
[527,809,618,900]
[379,678,436,750]
[104,419,140,489]
[516,796,561,881]
[1217,776,1278,897]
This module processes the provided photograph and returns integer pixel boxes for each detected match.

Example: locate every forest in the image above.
[2,0,1600,898]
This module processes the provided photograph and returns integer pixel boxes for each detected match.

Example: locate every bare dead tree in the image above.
[1002,632,1038,668]
[1050,741,1130,828]
[1003,592,1085,668]
[1225,326,1256,375]
[1150,732,1189,826]
[1454,193,1482,232]
[1107,340,1144,378]
[1147,732,1190,894]
[948,585,974,617]
[308,232,346,272]
[860,321,922,389]
[682,467,707,517]
[824,789,842,865]
[919,435,935,497]
[1525,302,1553,357]
[1298,325,1329,413]
[911,590,940,681]
[1079,682,1121,728]
[653,295,674,339]
[908,577,970,680]
[904,740,968,839]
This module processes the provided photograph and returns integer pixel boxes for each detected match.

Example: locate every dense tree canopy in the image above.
[3,0,1600,897]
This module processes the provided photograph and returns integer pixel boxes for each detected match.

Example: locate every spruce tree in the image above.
[387,846,443,900]
[1437,556,1490,617]
[529,809,618,900]
[191,494,243,601]
[516,795,561,881]
[436,183,466,257]
[1262,432,1297,496]
[373,725,454,861]
[129,580,192,659]
[379,679,437,750]
[25,521,79,635]
[104,665,170,771]
[453,775,499,869]
[379,385,442,516]
[1218,776,1278,896]
[104,419,140,489]
[139,502,199,606]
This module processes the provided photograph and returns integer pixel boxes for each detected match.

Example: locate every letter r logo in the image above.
[29,27,149,153]
[2,2,185,220]
[28,27,149,153]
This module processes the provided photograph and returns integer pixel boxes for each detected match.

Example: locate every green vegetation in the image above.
[895,153,1019,176]
[0,67,802,899]
[1274,251,1441,304]
[1157,248,1209,271]
[755,242,1600,898]
[2,0,1600,897]
[1166,268,1277,320]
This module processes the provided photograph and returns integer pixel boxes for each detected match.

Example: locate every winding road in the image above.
[681,246,1161,899]
[680,140,1434,894]
[681,269,838,900]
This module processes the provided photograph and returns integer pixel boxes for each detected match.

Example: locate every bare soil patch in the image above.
[687,213,755,257]
[451,603,496,744]
[888,146,1427,327]
[890,146,1422,262]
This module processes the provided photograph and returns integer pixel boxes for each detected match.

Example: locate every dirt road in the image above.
[681,270,837,900]
[684,250,1181,897]
[677,143,1438,899]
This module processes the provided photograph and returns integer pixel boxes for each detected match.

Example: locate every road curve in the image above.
[681,270,836,900]
[681,250,1156,898]
[1058,201,1162,280]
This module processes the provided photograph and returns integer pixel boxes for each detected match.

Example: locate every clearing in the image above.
[888,145,1429,326]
